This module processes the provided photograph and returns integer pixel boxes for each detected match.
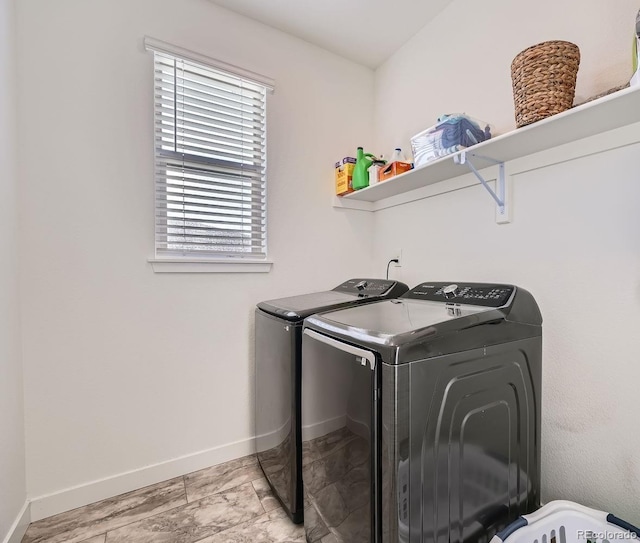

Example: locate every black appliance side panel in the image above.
[255,309,303,523]
[409,337,541,543]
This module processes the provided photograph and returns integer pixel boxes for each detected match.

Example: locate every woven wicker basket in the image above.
[511,41,580,127]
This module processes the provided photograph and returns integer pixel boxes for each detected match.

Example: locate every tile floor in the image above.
[22,455,305,543]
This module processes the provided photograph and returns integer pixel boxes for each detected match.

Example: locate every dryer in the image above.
[301,282,542,543]
[255,278,409,523]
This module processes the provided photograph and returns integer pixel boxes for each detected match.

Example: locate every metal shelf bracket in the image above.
[454,151,510,223]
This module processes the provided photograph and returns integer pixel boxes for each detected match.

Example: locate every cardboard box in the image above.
[378,161,412,182]
[335,157,357,196]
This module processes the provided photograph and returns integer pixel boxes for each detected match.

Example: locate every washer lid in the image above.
[257,278,408,321]
[304,298,497,346]
[258,291,361,321]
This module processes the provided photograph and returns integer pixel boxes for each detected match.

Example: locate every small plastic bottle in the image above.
[369,158,386,186]
[391,148,413,164]
[390,148,404,163]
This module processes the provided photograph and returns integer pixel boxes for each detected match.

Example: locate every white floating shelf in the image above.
[336,84,640,208]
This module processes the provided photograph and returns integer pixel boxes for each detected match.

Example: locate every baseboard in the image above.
[301,414,345,442]
[30,437,255,522]
[2,500,31,543]
[255,418,291,451]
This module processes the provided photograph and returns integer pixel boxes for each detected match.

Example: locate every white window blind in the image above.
[151,46,268,259]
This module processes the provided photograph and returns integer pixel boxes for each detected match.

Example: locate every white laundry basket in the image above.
[491,501,639,543]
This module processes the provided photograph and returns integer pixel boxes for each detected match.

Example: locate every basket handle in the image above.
[491,517,528,543]
[607,514,640,538]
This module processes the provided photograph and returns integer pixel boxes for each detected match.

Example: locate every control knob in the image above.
[442,284,459,299]
[355,280,368,291]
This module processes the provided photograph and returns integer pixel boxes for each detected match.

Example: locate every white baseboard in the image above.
[30,437,255,522]
[255,418,291,451]
[301,415,345,442]
[2,500,31,543]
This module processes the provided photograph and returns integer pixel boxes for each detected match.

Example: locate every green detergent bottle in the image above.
[352,147,377,190]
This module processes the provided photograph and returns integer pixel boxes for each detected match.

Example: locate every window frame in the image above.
[144,37,274,273]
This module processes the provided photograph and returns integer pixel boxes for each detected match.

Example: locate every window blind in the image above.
[152,50,268,259]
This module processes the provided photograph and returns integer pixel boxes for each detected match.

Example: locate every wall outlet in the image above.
[391,248,402,267]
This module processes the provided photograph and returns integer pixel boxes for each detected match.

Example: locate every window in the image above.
[146,39,271,264]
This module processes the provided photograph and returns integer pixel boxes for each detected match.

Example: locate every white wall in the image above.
[16,0,375,506]
[15,0,640,524]
[375,0,639,152]
[0,0,27,538]
[373,0,640,523]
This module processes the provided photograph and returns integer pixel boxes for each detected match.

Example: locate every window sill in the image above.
[148,258,273,274]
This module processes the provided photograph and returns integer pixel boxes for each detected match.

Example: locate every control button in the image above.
[355,280,368,291]
[442,284,459,299]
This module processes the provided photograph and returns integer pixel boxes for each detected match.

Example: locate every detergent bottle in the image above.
[352,147,377,190]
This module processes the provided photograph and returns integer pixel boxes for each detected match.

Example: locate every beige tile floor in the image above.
[22,455,305,543]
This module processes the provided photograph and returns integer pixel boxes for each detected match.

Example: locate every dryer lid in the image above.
[304,298,497,345]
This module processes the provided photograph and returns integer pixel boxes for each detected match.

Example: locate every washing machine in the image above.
[301,282,542,543]
[255,278,409,523]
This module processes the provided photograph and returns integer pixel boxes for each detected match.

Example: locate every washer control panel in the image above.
[403,282,515,307]
[333,278,397,297]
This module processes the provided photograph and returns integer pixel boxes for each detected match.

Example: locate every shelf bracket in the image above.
[454,151,510,223]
